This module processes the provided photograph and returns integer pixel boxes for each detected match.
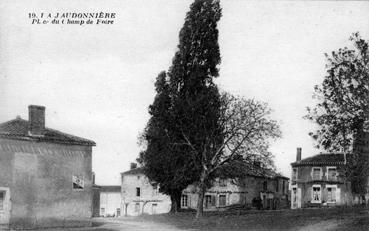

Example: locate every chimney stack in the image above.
[296,147,302,162]
[28,105,45,136]
[130,163,137,170]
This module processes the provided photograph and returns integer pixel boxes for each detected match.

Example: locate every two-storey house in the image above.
[290,148,352,209]
[120,164,171,216]
[0,105,95,229]
[181,173,289,211]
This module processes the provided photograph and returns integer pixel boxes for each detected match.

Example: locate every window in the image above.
[152,185,159,196]
[100,208,105,216]
[282,180,286,194]
[326,186,337,203]
[292,168,298,180]
[312,168,321,180]
[152,203,157,214]
[116,208,121,217]
[327,167,337,181]
[219,195,226,207]
[134,203,140,212]
[205,195,216,208]
[263,181,268,191]
[275,180,279,192]
[219,178,227,187]
[0,191,4,211]
[136,187,141,197]
[292,188,297,203]
[312,185,321,203]
[181,195,188,207]
[137,175,141,180]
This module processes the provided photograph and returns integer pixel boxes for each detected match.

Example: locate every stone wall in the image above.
[121,173,171,216]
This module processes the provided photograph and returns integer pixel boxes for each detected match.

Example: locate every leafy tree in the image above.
[140,0,281,217]
[139,0,223,214]
[138,71,198,212]
[180,93,280,217]
[306,32,369,195]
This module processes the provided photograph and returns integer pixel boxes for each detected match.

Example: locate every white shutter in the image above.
[297,188,302,208]
[336,187,341,204]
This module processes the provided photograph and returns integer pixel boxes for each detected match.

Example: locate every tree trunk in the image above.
[170,191,181,213]
[196,171,207,219]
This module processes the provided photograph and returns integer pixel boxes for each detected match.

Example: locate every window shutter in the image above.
[211,195,216,206]
[332,187,336,201]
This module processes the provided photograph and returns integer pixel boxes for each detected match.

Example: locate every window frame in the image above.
[292,168,298,181]
[326,184,338,203]
[136,187,141,197]
[181,194,188,208]
[218,194,227,207]
[327,167,337,181]
[311,167,322,180]
[311,184,322,203]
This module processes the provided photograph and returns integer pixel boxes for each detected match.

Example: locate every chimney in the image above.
[296,147,302,162]
[130,163,137,170]
[28,105,45,136]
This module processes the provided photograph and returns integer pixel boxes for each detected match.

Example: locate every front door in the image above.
[0,188,10,225]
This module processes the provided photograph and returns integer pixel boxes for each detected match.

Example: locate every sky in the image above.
[1,0,369,185]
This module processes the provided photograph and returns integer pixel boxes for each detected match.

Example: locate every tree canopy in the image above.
[306,32,369,152]
[138,0,223,213]
[306,32,369,195]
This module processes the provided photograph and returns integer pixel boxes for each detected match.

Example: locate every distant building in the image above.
[290,148,353,209]
[99,186,121,217]
[0,105,95,229]
[120,164,289,216]
[182,174,289,211]
[121,164,171,216]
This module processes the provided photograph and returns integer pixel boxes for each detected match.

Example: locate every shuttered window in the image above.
[0,192,3,210]
[312,168,321,180]
[327,186,337,202]
[219,195,226,207]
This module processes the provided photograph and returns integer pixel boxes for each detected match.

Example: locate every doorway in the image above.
[0,188,10,225]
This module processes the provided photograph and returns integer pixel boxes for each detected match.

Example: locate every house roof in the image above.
[121,167,144,175]
[291,153,348,167]
[99,185,121,192]
[0,118,96,146]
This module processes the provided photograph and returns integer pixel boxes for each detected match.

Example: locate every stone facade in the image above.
[290,148,353,209]
[182,175,289,211]
[121,168,171,216]
[120,166,289,215]
[0,105,95,229]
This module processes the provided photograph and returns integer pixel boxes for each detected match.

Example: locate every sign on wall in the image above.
[72,175,85,190]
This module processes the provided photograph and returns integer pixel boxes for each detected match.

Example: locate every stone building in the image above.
[290,148,353,209]
[120,164,289,215]
[181,174,289,211]
[120,165,171,216]
[0,105,95,229]
[99,186,121,217]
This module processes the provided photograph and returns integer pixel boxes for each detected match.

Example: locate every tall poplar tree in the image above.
[167,0,223,217]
